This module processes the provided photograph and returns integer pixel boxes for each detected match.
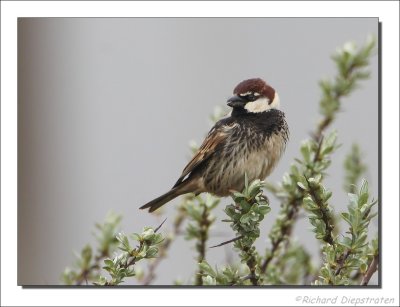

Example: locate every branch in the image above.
[223,177,271,286]
[195,204,212,285]
[304,177,335,245]
[96,223,165,286]
[74,251,108,285]
[141,209,186,285]
[313,36,376,142]
[184,194,219,285]
[262,132,338,275]
[313,180,378,285]
[261,200,300,273]
[243,246,259,286]
[343,144,367,193]
[334,249,351,276]
[209,235,244,249]
[62,212,122,285]
[361,254,379,286]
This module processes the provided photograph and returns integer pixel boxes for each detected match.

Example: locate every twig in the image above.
[334,249,351,276]
[244,248,259,286]
[361,254,379,286]
[105,219,167,286]
[306,178,335,246]
[262,137,326,274]
[195,205,211,285]
[154,218,167,233]
[75,251,108,286]
[141,211,186,285]
[261,200,301,273]
[313,100,338,143]
[209,235,244,249]
[313,136,324,163]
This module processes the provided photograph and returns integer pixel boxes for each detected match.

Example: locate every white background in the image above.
[1,1,399,306]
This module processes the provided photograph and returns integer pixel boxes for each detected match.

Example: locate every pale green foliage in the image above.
[226,176,271,253]
[62,211,122,285]
[262,131,340,276]
[223,176,271,285]
[317,36,376,137]
[344,144,367,193]
[63,36,378,286]
[266,243,315,285]
[192,37,376,286]
[94,212,122,256]
[184,194,219,242]
[314,180,377,285]
[259,36,377,285]
[199,260,247,286]
[197,177,271,286]
[62,212,164,286]
[183,194,219,285]
[95,227,164,285]
[296,131,339,245]
[299,175,335,245]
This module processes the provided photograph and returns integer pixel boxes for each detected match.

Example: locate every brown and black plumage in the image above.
[140,78,289,212]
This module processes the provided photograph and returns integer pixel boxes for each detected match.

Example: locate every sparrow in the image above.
[140,78,289,212]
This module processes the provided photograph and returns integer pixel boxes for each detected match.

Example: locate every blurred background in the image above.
[18,18,378,285]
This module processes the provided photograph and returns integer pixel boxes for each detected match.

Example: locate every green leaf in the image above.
[340,212,352,225]
[297,176,308,190]
[240,214,250,224]
[232,191,246,200]
[359,179,368,195]
[131,233,142,242]
[347,193,358,205]
[323,190,333,202]
[360,262,368,274]
[151,233,164,245]
[297,181,306,190]
[142,228,155,241]
[103,259,114,267]
[340,237,353,249]
[199,261,216,278]
[258,205,271,216]
[146,246,158,258]
[300,142,311,163]
[203,275,217,285]
[358,193,369,208]
[94,276,108,286]
[185,204,202,221]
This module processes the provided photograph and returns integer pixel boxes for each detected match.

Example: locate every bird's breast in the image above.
[203,124,288,196]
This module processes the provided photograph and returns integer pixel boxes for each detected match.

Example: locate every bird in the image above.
[140,78,289,212]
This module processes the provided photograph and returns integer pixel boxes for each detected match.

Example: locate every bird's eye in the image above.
[239,92,259,101]
[246,93,256,101]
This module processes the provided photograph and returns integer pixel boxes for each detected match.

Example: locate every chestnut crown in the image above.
[233,78,275,102]
[227,78,280,113]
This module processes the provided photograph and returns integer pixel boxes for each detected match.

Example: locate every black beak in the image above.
[227,95,246,108]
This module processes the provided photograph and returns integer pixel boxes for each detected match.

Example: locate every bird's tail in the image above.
[140,181,196,213]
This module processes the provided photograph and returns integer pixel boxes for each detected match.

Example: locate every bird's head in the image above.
[227,78,280,113]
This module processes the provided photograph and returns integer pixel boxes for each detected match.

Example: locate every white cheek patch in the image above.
[270,92,280,109]
[243,92,281,113]
[244,97,270,113]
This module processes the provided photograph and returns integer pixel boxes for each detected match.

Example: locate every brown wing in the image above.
[173,119,236,188]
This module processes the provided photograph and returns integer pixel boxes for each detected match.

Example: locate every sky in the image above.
[18,17,378,285]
